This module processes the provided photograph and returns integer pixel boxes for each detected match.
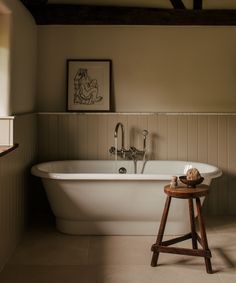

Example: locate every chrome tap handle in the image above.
[142,130,148,151]
[130,146,137,153]
[109,146,116,155]
[130,146,138,158]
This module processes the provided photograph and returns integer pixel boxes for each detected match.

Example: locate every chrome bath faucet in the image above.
[109,122,148,161]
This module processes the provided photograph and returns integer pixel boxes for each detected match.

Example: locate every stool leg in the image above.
[196,197,213,274]
[188,198,198,249]
[151,196,171,267]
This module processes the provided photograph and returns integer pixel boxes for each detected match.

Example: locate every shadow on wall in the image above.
[203,171,236,218]
[29,176,55,226]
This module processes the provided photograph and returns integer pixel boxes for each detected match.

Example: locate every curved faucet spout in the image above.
[114,122,125,150]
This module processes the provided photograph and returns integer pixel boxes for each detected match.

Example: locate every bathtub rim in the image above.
[31,160,222,181]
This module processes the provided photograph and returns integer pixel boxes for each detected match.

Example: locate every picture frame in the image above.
[67,59,111,112]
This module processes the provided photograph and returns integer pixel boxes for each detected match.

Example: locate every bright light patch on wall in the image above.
[0,13,10,116]
[0,47,9,116]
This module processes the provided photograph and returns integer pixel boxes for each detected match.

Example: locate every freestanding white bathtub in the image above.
[31,160,222,235]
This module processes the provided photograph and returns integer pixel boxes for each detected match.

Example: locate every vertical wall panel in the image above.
[147,114,158,160]
[197,116,208,163]
[48,114,58,161]
[87,115,99,160]
[0,114,37,270]
[98,115,109,160]
[38,114,49,161]
[218,116,229,214]
[37,113,236,215]
[207,116,218,165]
[167,116,178,160]
[58,115,71,160]
[67,114,78,159]
[77,115,88,160]
[227,116,236,215]
[127,115,139,149]
[157,115,168,160]
[177,116,188,161]
[187,116,198,161]
[207,116,219,215]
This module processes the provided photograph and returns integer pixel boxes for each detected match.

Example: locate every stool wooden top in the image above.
[164,184,210,199]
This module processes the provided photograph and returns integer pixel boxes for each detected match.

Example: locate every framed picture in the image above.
[67,59,111,112]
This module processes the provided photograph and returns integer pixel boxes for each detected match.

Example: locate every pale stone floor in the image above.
[0,217,236,283]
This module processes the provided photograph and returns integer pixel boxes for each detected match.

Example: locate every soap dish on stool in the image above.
[179,176,204,188]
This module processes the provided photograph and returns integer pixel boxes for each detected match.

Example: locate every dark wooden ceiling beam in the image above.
[23,4,236,26]
[193,0,203,10]
[169,0,185,9]
[21,0,48,5]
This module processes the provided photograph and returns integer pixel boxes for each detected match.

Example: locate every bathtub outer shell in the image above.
[31,160,222,235]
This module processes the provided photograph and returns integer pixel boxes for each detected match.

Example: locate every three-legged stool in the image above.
[151,184,213,274]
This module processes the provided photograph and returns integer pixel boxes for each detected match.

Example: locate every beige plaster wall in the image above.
[37,25,236,112]
[0,0,37,115]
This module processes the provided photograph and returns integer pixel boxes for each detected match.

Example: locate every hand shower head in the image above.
[142,130,149,137]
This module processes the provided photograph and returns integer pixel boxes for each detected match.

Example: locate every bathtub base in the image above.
[56,218,189,236]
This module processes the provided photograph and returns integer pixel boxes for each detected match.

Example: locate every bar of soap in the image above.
[186,168,201,180]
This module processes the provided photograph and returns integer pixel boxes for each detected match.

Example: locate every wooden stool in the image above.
[151,184,213,274]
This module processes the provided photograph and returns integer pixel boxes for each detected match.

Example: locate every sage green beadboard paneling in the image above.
[37,113,236,215]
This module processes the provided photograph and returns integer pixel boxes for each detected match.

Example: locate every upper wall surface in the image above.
[0,0,37,115]
[37,25,236,113]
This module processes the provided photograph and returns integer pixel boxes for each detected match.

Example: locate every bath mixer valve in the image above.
[109,146,127,158]
[109,122,148,161]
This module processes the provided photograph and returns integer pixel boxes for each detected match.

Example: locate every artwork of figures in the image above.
[67,60,111,111]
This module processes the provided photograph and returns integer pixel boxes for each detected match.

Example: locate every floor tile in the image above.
[218,272,236,283]
[88,236,154,266]
[1,216,236,283]
[205,217,236,234]
[95,265,221,283]
[95,265,153,283]
[149,265,221,283]
[209,234,236,274]
[0,266,97,283]
[8,227,90,266]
